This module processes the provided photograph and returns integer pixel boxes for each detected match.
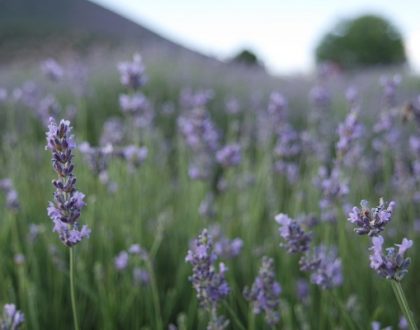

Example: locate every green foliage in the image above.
[230,49,264,68]
[0,53,419,329]
[315,14,406,69]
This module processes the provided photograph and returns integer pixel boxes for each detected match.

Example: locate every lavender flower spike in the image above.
[299,245,343,289]
[46,117,90,247]
[186,229,230,329]
[369,236,412,281]
[275,213,311,253]
[1,304,24,330]
[244,256,282,327]
[347,198,395,236]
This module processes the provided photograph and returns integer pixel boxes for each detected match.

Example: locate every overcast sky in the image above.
[91,0,420,74]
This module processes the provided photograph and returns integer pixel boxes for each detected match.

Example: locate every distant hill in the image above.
[0,0,210,61]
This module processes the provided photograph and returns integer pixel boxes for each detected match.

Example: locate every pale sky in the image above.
[91,0,420,75]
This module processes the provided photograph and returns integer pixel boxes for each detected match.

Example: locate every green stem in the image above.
[146,259,163,330]
[222,301,246,330]
[391,281,418,330]
[70,248,80,330]
[329,290,360,330]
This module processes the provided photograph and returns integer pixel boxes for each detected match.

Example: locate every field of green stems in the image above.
[0,49,419,329]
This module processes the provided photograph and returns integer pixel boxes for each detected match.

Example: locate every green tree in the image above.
[230,49,264,68]
[315,14,406,69]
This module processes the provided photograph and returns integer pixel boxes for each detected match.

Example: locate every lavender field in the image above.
[0,50,419,329]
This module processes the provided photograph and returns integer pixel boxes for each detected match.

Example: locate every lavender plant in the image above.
[1,304,24,330]
[0,178,20,211]
[185,229,230,329]
[347,199,395,236]
[46,118,90,246]
[275,213,311,254]
[244,256,282,327]
[299,245,343,289]
[46,117,90,330]
[348,198,417,329]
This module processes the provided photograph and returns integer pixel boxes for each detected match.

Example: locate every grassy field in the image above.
[0,49,419,329]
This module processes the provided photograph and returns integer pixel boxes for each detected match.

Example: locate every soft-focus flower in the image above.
[117,53,147,89]
[180,88,213,110]
[299,245,343,289]
[0,178,20,211]
[369,236,412,281]
[41,58,64,81]
[115,251,129,270]
[209,225,243,259]
[244,256,281,326]
[275,213,311,254]
[216,144,241,167]
[347,199,395,236]
[185,229,229,310]
[46,118,90,247]
[336,111,363,158]
[1,303,24,330]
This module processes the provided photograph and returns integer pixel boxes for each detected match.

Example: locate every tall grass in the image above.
[0,50,419,329]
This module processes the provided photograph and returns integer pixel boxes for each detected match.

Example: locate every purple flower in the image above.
[216,144,241,167]
[299,245,343,289]
[115,251,129,270]
[309,85,330,108]
[117,53,147,89]
[369,236,412,281]
[46,118,90,247]
[2,304,24,329]
[336,111,363,158]
[41,58,64,81]
[119,93,150,116]
[180,88,214,110]
[347,199,395,236]
[119,145,148,169]
[244,256,281,326]
[0,88,8,102]
[267,91,287,127]
[133,267,150,285]
[209,225,243,259]
[185,229,230,311]
[275,213,311,253]
[0,178,20,211]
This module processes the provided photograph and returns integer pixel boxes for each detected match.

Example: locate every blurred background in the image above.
[1,0,419,75]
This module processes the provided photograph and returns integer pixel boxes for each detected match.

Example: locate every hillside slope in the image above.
[0,0,209,61]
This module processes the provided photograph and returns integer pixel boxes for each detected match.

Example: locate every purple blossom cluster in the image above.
[1,304,24,330]
[336,110,363,162]
[275,213,311,254]
[114,244,150,286]
[208,225,243,259]
[118,54,153,129]
[369,236,412,281]
[216,144,241,167]
[41,58,64,81]
[0,178,20,211]
[180,88,214,110]
[117,53,147,90]
[244,257,282,327]
[380,74,401,108]
[116,145,148,170]
[267,91,287,129]
[46,118,91,247]
[309,84,330,108]
[347,199,395,236]
[299,245,343,289]
[185,229,229,313]
[273,124,302,183]
[348,197,413,282]
[178,106,220,180]
[314,165,349,222]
